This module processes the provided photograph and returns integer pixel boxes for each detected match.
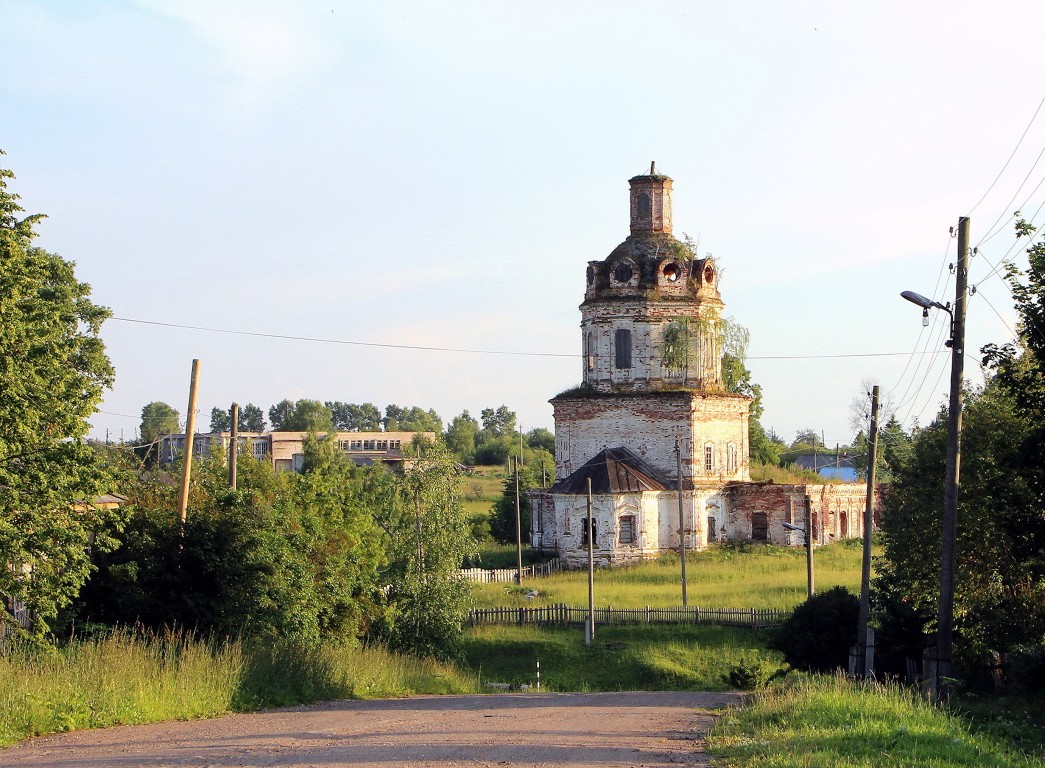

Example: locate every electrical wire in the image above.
[969,94,1045,218]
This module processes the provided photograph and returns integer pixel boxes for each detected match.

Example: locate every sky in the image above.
[3,0,1045,447]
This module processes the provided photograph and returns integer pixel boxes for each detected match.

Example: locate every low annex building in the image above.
[530,164,881,567]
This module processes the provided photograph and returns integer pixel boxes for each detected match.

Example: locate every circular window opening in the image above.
[614,262,634,284]
[586,265,595,285]
[662,262,682,282]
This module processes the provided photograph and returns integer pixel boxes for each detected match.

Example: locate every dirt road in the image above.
[4,691,743,767]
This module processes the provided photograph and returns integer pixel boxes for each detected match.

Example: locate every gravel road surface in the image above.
[4,690,743,768]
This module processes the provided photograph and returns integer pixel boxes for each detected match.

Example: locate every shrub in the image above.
[771,586,859,672]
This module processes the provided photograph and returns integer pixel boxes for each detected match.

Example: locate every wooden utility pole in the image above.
[804,494,815,597]
[229,402,239,490]
[936,217,969,699]
[675,437,688,606]
[857,385,880,677]
[514,456,524,586]
[177,359,201,526]
[586,477,595,645]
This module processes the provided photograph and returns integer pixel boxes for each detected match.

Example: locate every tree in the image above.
[445,410,479,462]
[383,405,442,433]
[209,407,230,432]
[771,587,860,672]
[0,153,124,635]
[791,428,823,449]
[240,403,266,432]
[489,462,537,544]
[268,399,334,432]
[371,438,473,658]
[209,402,267,433]
[327,401,381,431]
[480,406,516,437]
[526,427,555,454]
[140,401,179,444]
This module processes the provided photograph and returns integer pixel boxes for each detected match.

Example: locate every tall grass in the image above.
[0,629,476,747]
[708,675,1042,767]
[473,541,867,609]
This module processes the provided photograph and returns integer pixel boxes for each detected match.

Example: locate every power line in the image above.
[110,315,942,362]
[969,94,1045,218]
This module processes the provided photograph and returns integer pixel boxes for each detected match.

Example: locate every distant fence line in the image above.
[458,560,563,583]
[467,604,789,630]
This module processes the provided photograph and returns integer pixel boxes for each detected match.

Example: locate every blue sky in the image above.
[3,0,1044,445]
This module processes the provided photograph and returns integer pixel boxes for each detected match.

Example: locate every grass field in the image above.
[471,540,868,610]
[461,623,783,692]
[708,675,1044,767]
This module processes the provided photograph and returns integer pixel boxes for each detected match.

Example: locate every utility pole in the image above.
[857,385,880,678]
[804,494,815,597]
[514,456,524,586]
[936,217,969,700]
[229,402,239,490]
[675,437,688,606]
[177,359,201,526]
[586,477,595,645]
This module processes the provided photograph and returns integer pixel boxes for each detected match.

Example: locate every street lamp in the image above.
[900,217,970,700]
[783,518,814,599]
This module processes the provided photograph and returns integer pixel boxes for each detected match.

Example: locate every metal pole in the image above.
[229,402,239,490]
[675,437,688,606]
[804,494,815,597]
[586,477,595,644]
[515,456,524,586]
[858,385,879,677]
[177,359,201,526]
[937,217,969,700]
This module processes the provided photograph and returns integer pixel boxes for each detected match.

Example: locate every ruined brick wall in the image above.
[552,391,750,485]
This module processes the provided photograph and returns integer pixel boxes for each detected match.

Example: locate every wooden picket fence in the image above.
[458,560,563,583]
[467,603,788,630]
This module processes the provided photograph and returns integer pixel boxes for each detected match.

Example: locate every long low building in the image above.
[158,431,435,472]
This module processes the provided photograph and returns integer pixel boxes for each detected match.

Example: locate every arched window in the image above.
[615,328,632,369]
[586,331,596,371]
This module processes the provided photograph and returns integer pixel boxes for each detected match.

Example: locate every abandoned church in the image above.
[530,164,881,566]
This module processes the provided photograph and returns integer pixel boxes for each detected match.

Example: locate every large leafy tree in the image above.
[140,401,179,443]
[268,399,334,432]
[382,404,442,433]
[371,438,473,658]
[445,410,479,462]
[327,401,382,431]
[0,153,124,635]
[209,402,266,433]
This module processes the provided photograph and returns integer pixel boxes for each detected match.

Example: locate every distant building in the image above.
[158,431,435,472]
[529,165,881,566]
[790,452,859,482]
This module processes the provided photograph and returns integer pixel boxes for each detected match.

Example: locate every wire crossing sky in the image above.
[2,1,1043,445]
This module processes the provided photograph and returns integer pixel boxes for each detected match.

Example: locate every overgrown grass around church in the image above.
[472,541,867,610]
[708,675,1044,767]
[0,630,476,747]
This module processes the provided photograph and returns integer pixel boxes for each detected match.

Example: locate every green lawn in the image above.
[461,623,783,692]
[471,541,868,610]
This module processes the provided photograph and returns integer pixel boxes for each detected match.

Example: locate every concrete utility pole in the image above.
[857,385,880,678]
[675,437,688,607]
[177,359,201,526]
[229,402,239,490]
[937,217,969,700]
[586,477,595,646]
[514,456,524,586]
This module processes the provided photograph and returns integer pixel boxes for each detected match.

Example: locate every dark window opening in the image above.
[614,261,634,283]
[615,329,632,369]
[581,518,598,547]
[586,331,596,371]
[752,512,769,542]
[586,265,595,285]
[707,516,717,541]
[662,262,682,282]
[637,192,651,218]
